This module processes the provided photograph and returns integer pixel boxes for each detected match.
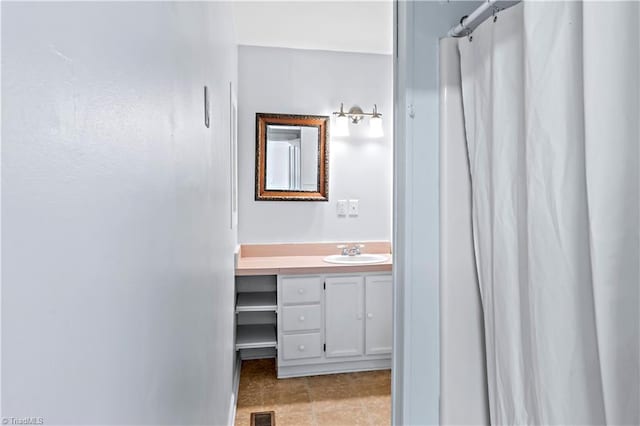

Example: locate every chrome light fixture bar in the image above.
[333,103,382,123]
[332,103,384,138]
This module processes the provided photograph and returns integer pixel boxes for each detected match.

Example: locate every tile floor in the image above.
[234,359,391,426]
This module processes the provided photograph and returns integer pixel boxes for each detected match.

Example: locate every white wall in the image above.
[393,1,479,425]
[238,46,393,244]
[1,3,237,424]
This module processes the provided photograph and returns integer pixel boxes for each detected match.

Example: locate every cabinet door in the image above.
[365,275,393,355]
[325,276,364,358]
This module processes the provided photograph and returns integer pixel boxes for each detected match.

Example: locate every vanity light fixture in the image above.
[369,105,384,138]
[332,103,383,138]
[333,103,350,137]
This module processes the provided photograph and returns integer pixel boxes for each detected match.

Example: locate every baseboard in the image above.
[227,355,242,426]
[277,358,391,378]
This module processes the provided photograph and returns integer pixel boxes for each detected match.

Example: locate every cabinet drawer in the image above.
[281,276,322,304]
[282,333,322,360]
[282,305,321,332]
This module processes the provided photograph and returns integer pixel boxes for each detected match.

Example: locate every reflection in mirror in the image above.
[256,113,328,201]
[266,125,319,192]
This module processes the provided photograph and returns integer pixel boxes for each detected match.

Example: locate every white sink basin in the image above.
[323,254,389,265]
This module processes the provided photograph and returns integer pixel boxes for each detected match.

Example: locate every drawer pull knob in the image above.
[367,313,374,319]
[299,315,305,321]
[298,345,305,351]
[298,288,305,294]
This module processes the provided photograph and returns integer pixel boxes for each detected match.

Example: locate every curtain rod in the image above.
[447,0,521,37]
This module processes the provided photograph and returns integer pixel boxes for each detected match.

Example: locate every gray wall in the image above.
[393,1,479,425]
[1,2,237,424]
[238,46,393,244]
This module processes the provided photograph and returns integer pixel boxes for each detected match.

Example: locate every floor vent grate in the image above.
[250,411,275,426]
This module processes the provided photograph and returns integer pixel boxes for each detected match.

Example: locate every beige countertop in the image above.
[235,242,393,276]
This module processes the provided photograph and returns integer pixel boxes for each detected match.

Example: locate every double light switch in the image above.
[337,199,359,217]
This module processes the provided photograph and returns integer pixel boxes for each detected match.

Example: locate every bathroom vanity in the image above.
[234,242,392,378]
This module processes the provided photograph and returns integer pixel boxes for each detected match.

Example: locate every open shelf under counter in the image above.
[235,291,277,313]
[235,324,277,350]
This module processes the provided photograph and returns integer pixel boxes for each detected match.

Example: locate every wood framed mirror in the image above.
[255,113,329,201]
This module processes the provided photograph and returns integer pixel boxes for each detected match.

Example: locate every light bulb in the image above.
[369,114,383,138]
[334,114,350,137]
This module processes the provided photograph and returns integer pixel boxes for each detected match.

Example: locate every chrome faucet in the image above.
[337,244,365,256]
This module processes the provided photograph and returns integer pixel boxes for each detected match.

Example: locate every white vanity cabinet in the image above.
[364,275,393,355]
[278,275,323,362]
[325,275,364,358]
[277,272,392,378]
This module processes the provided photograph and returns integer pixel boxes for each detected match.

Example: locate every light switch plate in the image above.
[337,200,347,216]
[348,199,359,216]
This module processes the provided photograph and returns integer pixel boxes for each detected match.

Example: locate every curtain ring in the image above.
[492,6,500,22]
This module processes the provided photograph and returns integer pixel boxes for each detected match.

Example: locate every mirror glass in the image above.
[256,113,328,201]
[265,125,319,191]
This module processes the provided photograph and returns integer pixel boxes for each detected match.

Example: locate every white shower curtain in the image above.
[458,2,639,424]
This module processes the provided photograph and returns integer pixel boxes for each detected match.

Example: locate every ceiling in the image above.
[232,1,393,55]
